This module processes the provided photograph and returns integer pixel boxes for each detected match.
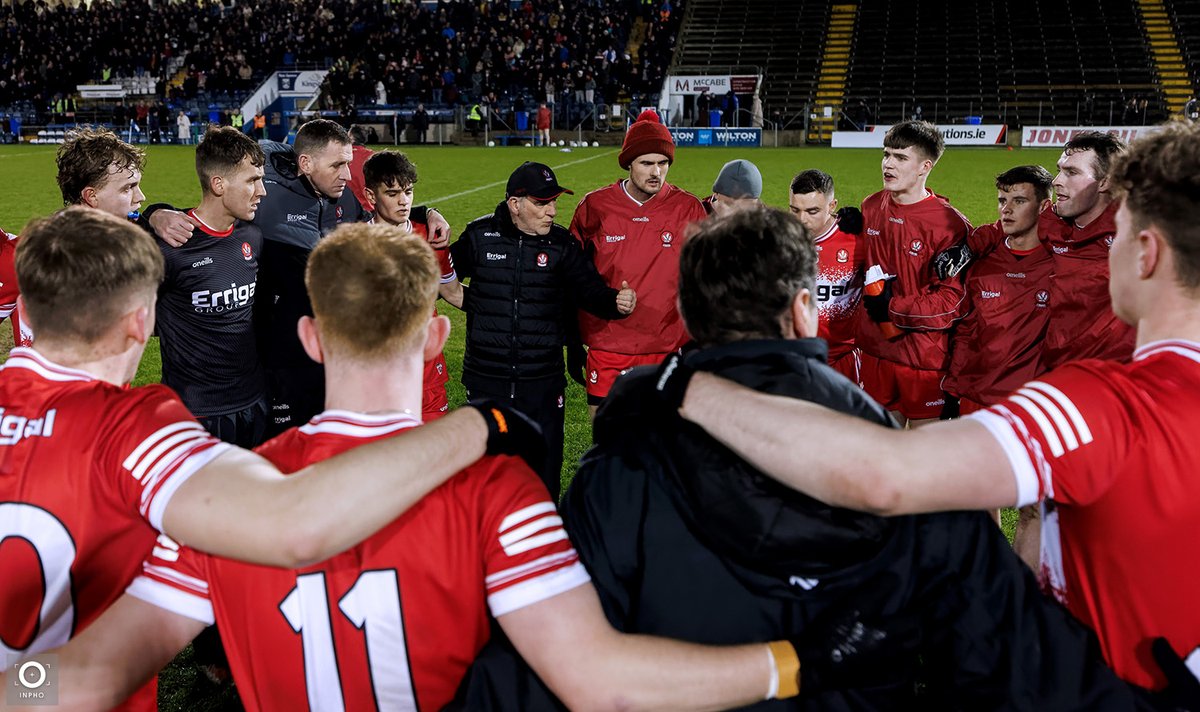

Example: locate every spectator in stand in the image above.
[537,102,552,146]
[177,110,192,145]
[570,109,706,417]
[412,103,430,144]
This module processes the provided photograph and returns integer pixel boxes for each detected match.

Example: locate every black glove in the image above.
[862,280,893,323]
[835,206,863,235]
[1152,637,1200,710]
[940,394,960,420]
[933,242,974,280]
[651,352,695,412]
[793,607,921,696]
[468,400,546,472]
[566,342,587,387]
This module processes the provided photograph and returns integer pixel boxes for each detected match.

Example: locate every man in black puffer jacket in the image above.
[443,162,636,498]
[455,207,1159,711]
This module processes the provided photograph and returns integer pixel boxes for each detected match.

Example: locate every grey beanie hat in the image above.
[711,159,763,199]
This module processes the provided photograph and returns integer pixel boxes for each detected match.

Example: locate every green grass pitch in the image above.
[0,142,1052,710]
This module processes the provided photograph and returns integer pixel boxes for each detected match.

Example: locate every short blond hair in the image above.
[305,223,437,359]
[16,206,163,342]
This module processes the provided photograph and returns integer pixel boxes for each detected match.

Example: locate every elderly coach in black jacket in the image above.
[442,162,635,498]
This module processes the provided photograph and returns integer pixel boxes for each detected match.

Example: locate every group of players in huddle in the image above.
[0,106,1197,711]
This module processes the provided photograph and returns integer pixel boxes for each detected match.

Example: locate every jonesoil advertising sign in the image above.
[1021,125,1163,147]
[668,127,762,147]
[832,124,1008,147]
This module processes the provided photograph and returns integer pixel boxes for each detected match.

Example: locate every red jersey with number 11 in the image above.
[130,411,589,711]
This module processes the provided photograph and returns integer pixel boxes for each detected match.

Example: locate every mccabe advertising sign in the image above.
[833,124,1007,147]
[669,75,730,95]
[668,127,762,147]
[1022,125,1163,147]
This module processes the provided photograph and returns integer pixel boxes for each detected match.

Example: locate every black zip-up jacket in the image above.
[454,339,1150,711]
[252,140,368,369]
[450,202,624,387]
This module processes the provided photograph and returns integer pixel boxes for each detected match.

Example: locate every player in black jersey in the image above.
[150,126,269,449]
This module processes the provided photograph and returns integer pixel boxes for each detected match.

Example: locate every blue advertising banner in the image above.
[668,127,761,147]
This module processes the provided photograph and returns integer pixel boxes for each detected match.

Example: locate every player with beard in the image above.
[569,110,706,416]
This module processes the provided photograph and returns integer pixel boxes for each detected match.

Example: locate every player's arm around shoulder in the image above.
[160,405,491,567]
[680,371,1020,516]
[497,583,777,711]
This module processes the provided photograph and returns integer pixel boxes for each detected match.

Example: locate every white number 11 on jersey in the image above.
[279,570,417,711]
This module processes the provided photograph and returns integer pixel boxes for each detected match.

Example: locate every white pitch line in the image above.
[425,149,618,204]
[0,152,46,159]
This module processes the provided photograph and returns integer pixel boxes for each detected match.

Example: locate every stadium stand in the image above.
[1163,0,1200,111]
[0,0,684,136]
[844,0,1168,127]
[671,0,829,126]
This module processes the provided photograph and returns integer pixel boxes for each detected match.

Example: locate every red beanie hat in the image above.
[619,109,675,169]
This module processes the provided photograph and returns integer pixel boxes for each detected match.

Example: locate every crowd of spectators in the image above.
[0,0,684,125]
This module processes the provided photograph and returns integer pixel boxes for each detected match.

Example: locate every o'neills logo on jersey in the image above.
[536,252,549,268]
[191,256,214,269]
[632,216,649,222]
[909,239,923,255]
[888,217,905,225]
[486,252,507,261]
[605,234,626,243]
[1036,290,1050,307]
[1006,272,1027,279]
[661,231,674,247]
[241,242,253,260]
[0,407,56,446]
[192,280,256,312]
[836,248,849,263]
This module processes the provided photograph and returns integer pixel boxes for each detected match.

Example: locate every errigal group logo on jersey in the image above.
[192,281,256,313]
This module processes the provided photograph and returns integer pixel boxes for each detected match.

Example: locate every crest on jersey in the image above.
[1036,290,1050,306]
[836,248,849,263]
[1104,235,1114,248]
[241,242,253,260]
[589,370,599,384]
[661,231,674,247]
[537,252,549,268]
[336,205,344,220]
[557,395,565,408]
[909,239,923,255]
